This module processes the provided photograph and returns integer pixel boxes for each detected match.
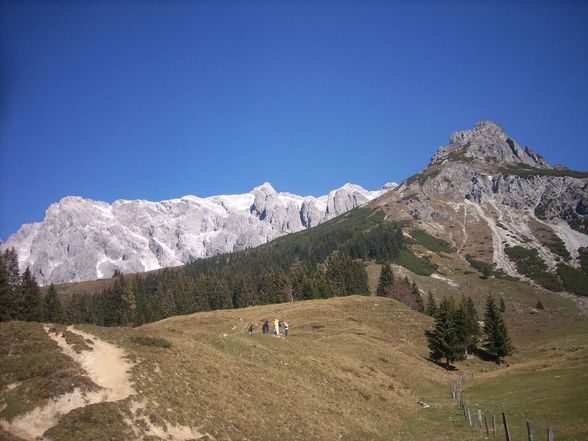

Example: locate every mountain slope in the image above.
[3,291,586,441]
[3,182,393,285]
[373,121,588,293]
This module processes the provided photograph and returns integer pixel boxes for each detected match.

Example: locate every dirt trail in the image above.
[1,326,134,441]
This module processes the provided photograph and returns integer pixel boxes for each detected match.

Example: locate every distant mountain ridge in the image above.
[3,182,395,285]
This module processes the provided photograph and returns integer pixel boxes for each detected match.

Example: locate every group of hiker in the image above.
[248,318,289,337]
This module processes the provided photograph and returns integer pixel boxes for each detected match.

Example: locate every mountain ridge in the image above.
[3,182,396,285]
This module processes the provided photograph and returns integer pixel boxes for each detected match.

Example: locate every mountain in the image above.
[373,120,588,291]
[3,182,395,285]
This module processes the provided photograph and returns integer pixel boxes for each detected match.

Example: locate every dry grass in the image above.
[3,273,587,440]
[0,322,98,422]
[78,296,485,441]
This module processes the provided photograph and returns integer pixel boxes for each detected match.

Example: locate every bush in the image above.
[557,264,588,296]
[410,229,453,253]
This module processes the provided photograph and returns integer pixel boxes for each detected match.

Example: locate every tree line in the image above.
[0,208,411,326]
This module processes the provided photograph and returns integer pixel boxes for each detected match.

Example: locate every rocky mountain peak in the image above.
[431,120,550,169]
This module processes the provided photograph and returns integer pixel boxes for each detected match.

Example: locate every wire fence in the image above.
[451,374,555,441]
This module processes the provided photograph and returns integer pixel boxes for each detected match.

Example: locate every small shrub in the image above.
[557,263,588,296]
[505,246,561,291]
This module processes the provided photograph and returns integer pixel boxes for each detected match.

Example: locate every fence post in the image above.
[493,415,497,437]
[484,415,489,436]
[502,412,512,441]
[526,421,533,441]
[467,408,472,426]
[547,426,554,441]
[478,410,483,429]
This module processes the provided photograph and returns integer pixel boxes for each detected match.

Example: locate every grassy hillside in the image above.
[2,285,587,440]
[2,296,488,441]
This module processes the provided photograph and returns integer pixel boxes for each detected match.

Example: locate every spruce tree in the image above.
[376,262,394,296]
[0,253,14,321]
[44,284,64,323]
[483,296,513,364]
[20,267,43,322]
[4,248,21,294]
[452,304,467,360]
[499,297,506,313]
[427,297,461,367]
[426,290,438,317]
[462,296,481,353]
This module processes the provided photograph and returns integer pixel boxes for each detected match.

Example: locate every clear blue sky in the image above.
[1,1,587,241]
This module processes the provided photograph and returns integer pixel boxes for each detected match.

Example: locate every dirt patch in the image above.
[0,326,134,440]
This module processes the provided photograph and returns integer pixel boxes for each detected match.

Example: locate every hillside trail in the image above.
[0,325,134,441]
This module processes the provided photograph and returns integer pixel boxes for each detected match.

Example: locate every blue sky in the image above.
[1,1,587,240]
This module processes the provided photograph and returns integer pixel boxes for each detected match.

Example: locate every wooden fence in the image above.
[450,374,555,441]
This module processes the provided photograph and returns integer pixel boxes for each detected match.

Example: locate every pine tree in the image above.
[462,296,481,353]
[499,297,506,313]
[4,248,21,293]
[536,299,544,310]
[426,290,438,317]
[44,284,64,323]
[452,305,467,360]
[20,267,43,322]
[483,296,513,364]
[376,262,394,296]
[427,297,461,367]
[0,253,14,321]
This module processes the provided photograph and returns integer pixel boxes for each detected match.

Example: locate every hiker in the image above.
[273,318,280,336]
[248,324,254,336]
[283,321,289,337]
[262,320,269,335]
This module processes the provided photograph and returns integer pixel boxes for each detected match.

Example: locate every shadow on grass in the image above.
[472,348,499,364]
[426,357,459,371]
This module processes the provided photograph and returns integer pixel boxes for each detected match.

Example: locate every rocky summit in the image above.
[3,182,394,285]
[375,121,588,284]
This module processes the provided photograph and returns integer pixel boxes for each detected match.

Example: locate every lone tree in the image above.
[376,262,394,296]
[427,297,461,368]
[483,295,513,364]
